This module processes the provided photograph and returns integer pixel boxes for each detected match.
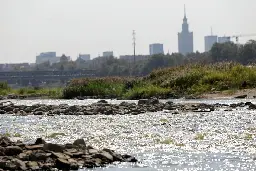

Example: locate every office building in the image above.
[36,52,70,65]
[149,44,164,55]
[36,52,56,64]
[178,6,193,55]
[205,35,218,52]
[78,54,90,61]
[218,36,231,43]
[103,51,114,57]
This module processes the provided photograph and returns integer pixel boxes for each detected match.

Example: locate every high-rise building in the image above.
[78,54,90,61]
[205,35,218,52]
[218,36,231,43]
[103,51,114,57]
[36,52,56,64]
[149,44,164,55]
[178,5,193,55]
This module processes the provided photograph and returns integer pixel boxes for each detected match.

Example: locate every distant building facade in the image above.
[218,36,231,43]
[36,52,70,65]
[103,51,114,57]
[178,6,193,55]
[36,52,56,64]
[149,44,164,55]
[205,35,218,52]
[78,54,90,61]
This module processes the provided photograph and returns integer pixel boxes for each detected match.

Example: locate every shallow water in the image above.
[1,99,256,170]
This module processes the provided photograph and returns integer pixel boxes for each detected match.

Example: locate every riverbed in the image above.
[1,99,256,170]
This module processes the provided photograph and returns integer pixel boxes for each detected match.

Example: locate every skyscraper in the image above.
[178,5,193,55]
[149,43,164,55]
[205,35,218,52]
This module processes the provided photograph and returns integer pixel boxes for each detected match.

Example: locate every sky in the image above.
[1,0,256,63]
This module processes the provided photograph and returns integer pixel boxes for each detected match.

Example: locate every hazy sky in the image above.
[1,0,256,63]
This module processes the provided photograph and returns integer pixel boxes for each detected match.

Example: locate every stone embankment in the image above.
[1,98,256,116]
[0,137,137,170]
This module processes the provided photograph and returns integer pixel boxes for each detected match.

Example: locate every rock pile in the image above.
[1,98,255,116]
[0,137,137,170]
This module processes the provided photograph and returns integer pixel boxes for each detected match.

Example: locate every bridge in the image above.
[0,70,96,86]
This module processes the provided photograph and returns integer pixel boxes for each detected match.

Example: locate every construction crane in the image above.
[227,34,256,43]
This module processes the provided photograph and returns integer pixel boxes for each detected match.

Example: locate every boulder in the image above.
[35,138,46,145]
[235,94,247,99]
[25,144,44,150]
[97,100,108,104]
[0,137,12,146]
[73,139,86,146]
[34,111,44,115]
[138,99,148,105]
[122,154,138,162]
[0,147,5,156]
[29,152,51,161]
[92,151,114,162]
[26,161,39,170]
[55,158,70,170]
[5,146,22,156]
[43,143,65,153]
[12,158,27,170]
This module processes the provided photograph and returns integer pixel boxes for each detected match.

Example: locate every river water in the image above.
[1,99,256,170]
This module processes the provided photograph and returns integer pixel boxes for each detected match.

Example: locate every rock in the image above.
[34,111,44,115]
[25,144,44,150]
[138,99,148,105]
[148,97,159,105]
[235,94,247,99]
[0,136,12,146]
[12,158,27,170]
[26,161,39,170]
[249,103,256,109]
[0,147,5,155]
[92,151,114,162]
[245,102,253,106]
[55,158,70,170]
[3,106,14,112]
[5,146,23,156]
[52,152,70,160]
[29,152,51,161]
[122,154,138,162]
[43,143,65,153]
[97,100,108,104]
[119,102,130,107]
[35,138,46,145]
[102,148,123,162]
[0,110,5,114]
[73,139,86,146]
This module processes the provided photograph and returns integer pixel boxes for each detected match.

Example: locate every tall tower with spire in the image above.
[178,5,193,55]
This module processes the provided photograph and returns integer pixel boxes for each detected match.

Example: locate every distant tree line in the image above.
[33,40,256,76]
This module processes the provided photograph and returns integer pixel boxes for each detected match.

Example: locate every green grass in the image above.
[3,62,256,100]
[123,84,171,99]
[62,63,256,99]
[47,132,66,138]
[0,83,63,99]
[195,133,206,140]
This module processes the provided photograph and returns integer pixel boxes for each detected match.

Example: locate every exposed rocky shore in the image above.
[0,137,137,171]
[1,98,256,116]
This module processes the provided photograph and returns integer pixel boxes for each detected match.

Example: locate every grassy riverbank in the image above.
[63,63,256,99]
[2,63,256,99]
[0,82,62,98]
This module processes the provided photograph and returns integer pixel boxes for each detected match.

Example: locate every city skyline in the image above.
[1,0,256,63]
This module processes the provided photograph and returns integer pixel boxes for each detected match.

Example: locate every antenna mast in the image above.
[132,30,136,65]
